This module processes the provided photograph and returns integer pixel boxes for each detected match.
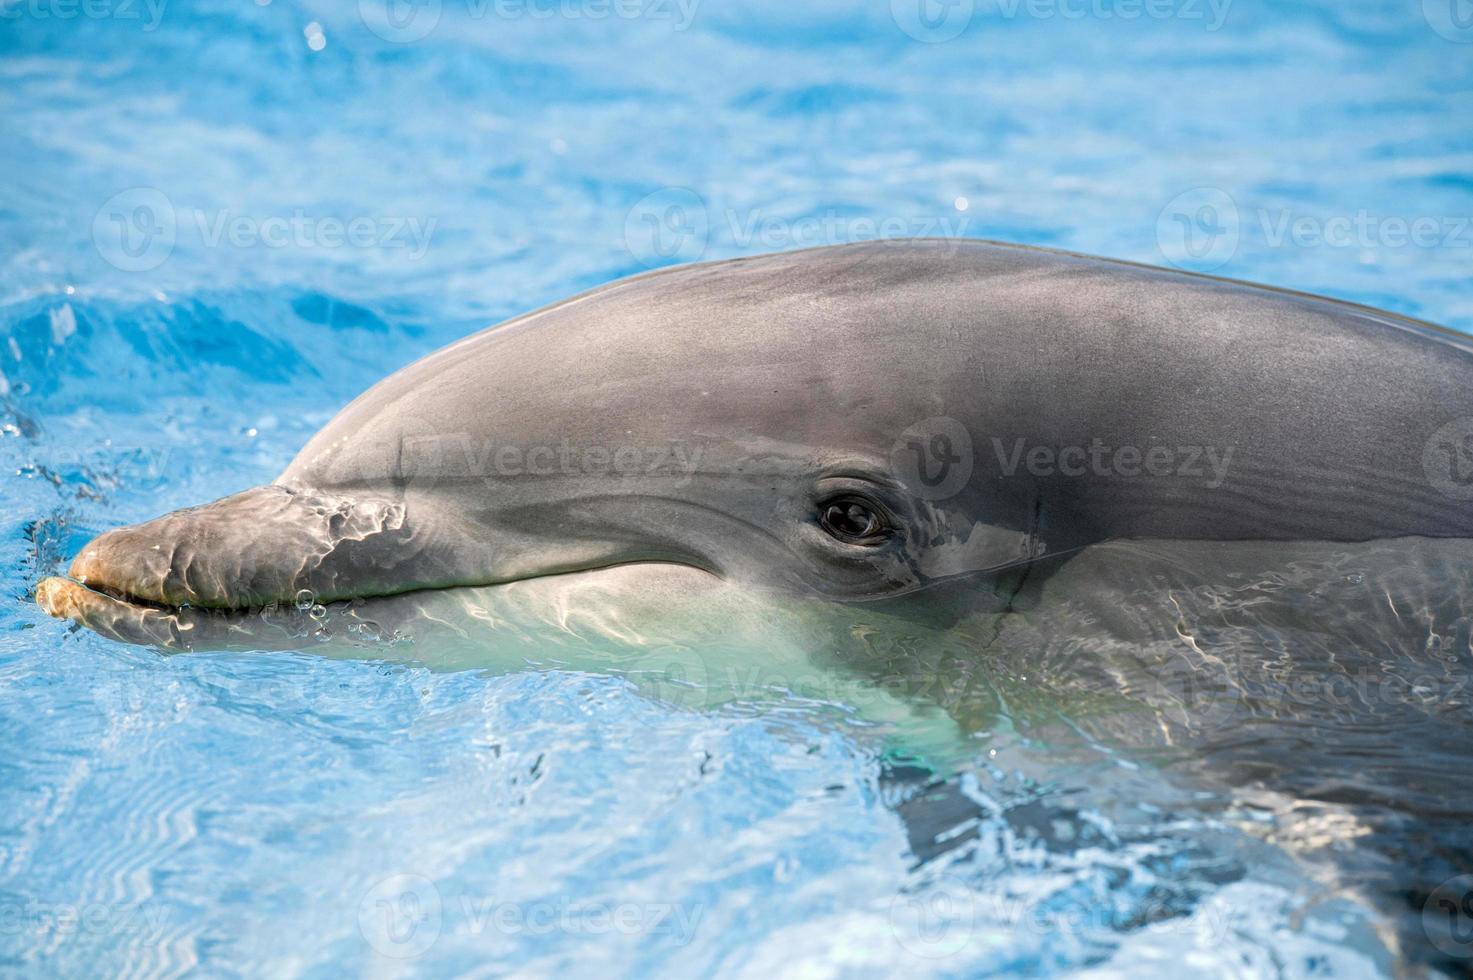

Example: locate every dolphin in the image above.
[34,239,1473,969]
[35,238,1473,638]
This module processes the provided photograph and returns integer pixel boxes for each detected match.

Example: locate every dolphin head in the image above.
[38,246,1054,647]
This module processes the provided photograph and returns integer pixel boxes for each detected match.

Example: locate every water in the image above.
[3,0,1472,975]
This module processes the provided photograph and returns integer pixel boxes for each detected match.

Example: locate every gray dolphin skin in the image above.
[34,238,1473,635]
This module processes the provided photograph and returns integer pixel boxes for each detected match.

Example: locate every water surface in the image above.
[2,0,1472,974]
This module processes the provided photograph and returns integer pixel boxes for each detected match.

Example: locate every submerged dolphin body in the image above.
[36,240,1473,969]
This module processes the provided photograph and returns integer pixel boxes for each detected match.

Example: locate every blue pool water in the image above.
[2,0,1472,974]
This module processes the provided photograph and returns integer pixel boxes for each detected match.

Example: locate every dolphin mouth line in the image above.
[73,580,178,612]
[36,558,725,652]
[39,559,721,619]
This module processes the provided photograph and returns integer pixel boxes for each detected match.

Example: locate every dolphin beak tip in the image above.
[37,576,85,620]
[35,573,193,650]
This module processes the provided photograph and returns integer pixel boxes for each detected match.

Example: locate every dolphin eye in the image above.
[818,497,889,545]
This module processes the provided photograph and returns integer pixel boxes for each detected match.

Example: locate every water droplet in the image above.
[309,604,327,621]
[349,620,383,642]
[1345,573,1364,585]
[294,589,314,611]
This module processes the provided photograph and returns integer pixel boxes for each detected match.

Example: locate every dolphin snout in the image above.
[67,519,207,607]
[43,484,418,612]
